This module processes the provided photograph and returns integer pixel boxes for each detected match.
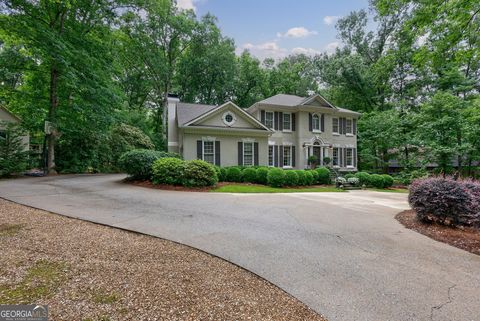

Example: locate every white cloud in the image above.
[292,47,320,56]
[323,15,340,25]
[176,0,199,12]
[277,27,318,38]
[238,41,288,60]
[325,41,340,54]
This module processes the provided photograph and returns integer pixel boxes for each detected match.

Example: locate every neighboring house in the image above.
[0,106,29,151]
[167,94,360,171]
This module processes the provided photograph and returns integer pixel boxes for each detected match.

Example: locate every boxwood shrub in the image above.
[242,167,257,183]
[344,173,355,180]
[382,174,394,188]
[267,168,286,187]
[304,171,314,186]
[118,149,181,179]
[295,170,307,186]
[409,177,480,227]
[284,170,299,186]
[370,174,385,188]
[226,167,242,182]
[182,160,218,187]
[218,167,227,182]
[316,167,331,185]
[152,157,185,185]
[355,172,371,186]
[309,170,319,184]
[255,167,269,185]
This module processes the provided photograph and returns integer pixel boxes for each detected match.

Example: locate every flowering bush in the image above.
[409,177,480,227]
[347,177,360,185]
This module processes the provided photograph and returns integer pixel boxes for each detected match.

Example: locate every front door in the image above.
[313,146,321,164]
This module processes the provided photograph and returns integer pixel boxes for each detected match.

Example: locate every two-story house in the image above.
[167,93,360,171]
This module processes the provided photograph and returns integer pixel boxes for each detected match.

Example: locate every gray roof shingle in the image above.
[176,102,217,126]
[256,94,305,106]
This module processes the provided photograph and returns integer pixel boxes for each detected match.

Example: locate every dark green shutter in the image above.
[274,145,279,167]
[197,140,202,160]
[321,114,325,132]
[353,119,357,135]
[279,145,284,167]
[215,141,220,166]
[254,142,259,166]
[274,112,279,130]
[292,146,296,167]
[353,148,357,168]
[309,113,313,131]
[238,142,243,165]
[343,148,347,167]
[261,110,265,125]
[292,113,296,131]
[279,112,283,131]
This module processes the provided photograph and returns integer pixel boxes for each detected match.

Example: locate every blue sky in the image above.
[177,0,370,60]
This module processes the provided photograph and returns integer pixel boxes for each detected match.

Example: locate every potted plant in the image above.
[323,157,331,167]
[308,155,318,169]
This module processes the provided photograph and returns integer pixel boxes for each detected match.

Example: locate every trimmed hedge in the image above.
[242,167,257,183]
[355,172,371,186]
[256,167,269,185]
[182,160,218,187]
[344,173,355,180]
[369,174,385,188]
[296,170,307,186]
[152,157,185,185]
[218,167,227,182]
[267,168,286,187]
[304,171,314,185]
[310,170,319,184]
[226,167,242,182]
[382,174,394,188]
[316,167,331,184]
[409,177,480,227]
[119,149,181,179]
[284,170,299,186]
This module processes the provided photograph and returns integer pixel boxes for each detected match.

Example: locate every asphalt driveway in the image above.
[1,174,479,321]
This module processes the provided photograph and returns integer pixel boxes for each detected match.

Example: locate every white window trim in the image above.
[265,111,274,129]
[222,111,237,127]
[283,112,292,132]
[346,118,353,135]
[268,145,275,167]
[243,141,254,167]
[312,113,321,133]
[332,118,340,135]
[202,140,215,165]
[282,145,292,168]
[346,148,354,168]
[332,147,340,167]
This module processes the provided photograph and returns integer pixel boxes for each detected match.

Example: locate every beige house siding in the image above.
[182,129,269,167]
[0,107,29,151]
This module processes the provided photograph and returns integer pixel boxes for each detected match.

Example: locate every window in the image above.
[283,113,291,131]
[268,145,274,167]
[332,148,339,166]
[346,119,352,135]
[222,111,236,126]
[243,142,254,166]
[312,114,320,131]
[332,118,339,134]
[265,111,274,129]
[203,141,215,164]
[346,148,353,167]
[283,146,292,167]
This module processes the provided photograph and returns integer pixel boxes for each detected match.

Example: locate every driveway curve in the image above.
[1,174,479,321]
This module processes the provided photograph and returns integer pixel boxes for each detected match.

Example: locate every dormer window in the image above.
[265,111,274,129]
[312,114,320,132]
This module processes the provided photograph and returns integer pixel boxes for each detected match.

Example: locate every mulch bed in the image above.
[396,210,480,255]
[127,179,215,192]
[0,199,326,321]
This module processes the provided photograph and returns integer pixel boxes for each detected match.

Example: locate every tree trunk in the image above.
[47,66,59,174]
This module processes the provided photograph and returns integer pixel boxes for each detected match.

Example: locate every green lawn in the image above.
[368,188,409,193]
[211,184,344,193]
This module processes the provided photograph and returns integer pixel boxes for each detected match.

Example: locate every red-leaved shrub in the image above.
[409,177,480,227]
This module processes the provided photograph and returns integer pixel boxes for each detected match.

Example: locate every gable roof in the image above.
[182,101,271,131]
[176,102,217,126]
[0,106,21,123]
[257,94,305,106]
